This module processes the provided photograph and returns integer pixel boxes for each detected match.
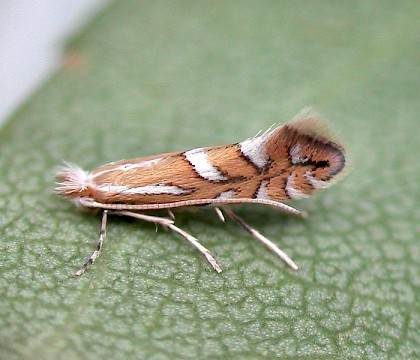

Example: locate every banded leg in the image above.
[115,210,222,273]
[221,206,298,270]
[76,209,108,276]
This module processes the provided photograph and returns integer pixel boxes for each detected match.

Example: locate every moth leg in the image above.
[214,207,225,222]
[111,210,174,226]
[167,209,175,220]
[221,206,298,270]
[76,209,108,276]
[114,210,222,273]
[166,222,222,273]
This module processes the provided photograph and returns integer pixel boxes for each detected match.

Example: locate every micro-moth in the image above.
[56,108,346,275]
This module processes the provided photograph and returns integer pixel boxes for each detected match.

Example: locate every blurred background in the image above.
[0,0,107,124]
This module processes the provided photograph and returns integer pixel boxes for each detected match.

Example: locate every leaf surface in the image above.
[1,1,419,359]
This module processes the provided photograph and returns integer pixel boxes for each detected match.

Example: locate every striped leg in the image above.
[221,206,298,270]
[114,210,222,273]
[76,210,108,276]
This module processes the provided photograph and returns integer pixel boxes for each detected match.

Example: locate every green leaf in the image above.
[1,1,419,359]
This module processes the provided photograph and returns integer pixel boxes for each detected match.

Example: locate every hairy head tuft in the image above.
[55,162,91,199]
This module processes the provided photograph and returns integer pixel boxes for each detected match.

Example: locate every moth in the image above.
[55,108,346,275]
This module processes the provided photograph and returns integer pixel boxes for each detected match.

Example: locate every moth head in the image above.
[55,163,92,199]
